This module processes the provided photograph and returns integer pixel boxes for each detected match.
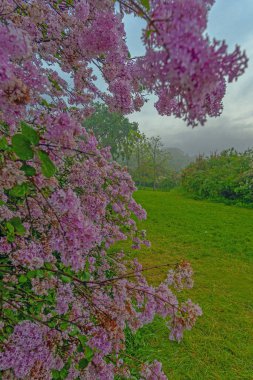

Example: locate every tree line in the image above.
[84,104,193,190]
[85,106,253,207]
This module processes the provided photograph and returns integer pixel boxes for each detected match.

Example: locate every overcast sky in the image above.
[124,1,253,155]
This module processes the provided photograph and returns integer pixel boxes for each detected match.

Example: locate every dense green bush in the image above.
[181,148,253,205]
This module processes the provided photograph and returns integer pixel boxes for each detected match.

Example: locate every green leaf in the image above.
[4,308,16,319]
[41,98,49,107]
[77,344,83,353]
[49,78,62,92]
[60,322,69,331]
[6,234,14,243]
[66,0,74,6]
[27,270,37,279]
[145,29,153,39]
[21,164,36,177]
[78,358,89,369]
[52,365,69,380]
[140,0,150,11]
[69,326,79,337]
[0,136,9,150]
[21,122,39,145]
[12,134,34,160]
[48,320,58,328]
[36,269,44,278]
[18,274,28,284]
[38,150,56,178]
[78,334,87,347]
[46,291,55,303]
[6,222,15,234]
[9,183,29,198]
[9,217,26,236]
[61,275,71,284]
[85,346,93,361]
[51,370,60,380]
[6,326,14,334]
[80,271,90,282]
[44,262,53,270]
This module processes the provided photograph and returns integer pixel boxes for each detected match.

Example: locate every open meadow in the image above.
[123,190,253,380]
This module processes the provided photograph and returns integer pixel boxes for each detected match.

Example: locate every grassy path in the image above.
[125,190,253,379]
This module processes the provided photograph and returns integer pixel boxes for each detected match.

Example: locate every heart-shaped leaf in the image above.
[12,134,34,160]
[38,150,56,178]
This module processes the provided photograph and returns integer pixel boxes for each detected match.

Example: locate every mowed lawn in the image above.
[123,190,253,379]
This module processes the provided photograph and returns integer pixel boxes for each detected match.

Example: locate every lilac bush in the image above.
[0,1,247,378]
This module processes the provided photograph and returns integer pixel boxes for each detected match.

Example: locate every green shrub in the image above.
[181,148,253,205]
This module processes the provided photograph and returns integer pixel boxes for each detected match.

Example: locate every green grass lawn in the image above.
[123,189,253,379]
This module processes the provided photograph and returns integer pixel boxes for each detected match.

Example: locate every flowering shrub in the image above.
[0,1,247,379]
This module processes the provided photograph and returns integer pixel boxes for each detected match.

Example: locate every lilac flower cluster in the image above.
[0,322,63,379]
[135,0,248,126]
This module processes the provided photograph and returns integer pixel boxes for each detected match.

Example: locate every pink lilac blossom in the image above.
[0,321,63,379]
[166,261,194,291]
[56,283,74,315]
[135,0,248,126]
[140,360,167,380]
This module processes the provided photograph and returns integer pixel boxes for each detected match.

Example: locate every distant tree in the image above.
[129,133,150,187]
[128,135,178,190]
[148,137,172,190]
[84,103,140,162]
[166,148,195,172]
[84,109,178,190]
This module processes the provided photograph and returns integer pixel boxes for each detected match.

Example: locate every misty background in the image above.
[124,0,253,156]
